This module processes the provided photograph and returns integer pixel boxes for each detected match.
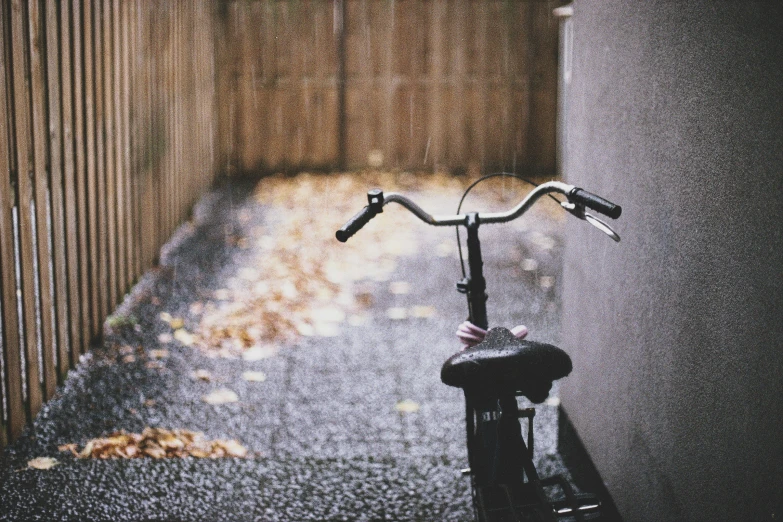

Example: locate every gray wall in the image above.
[559,2,783,521]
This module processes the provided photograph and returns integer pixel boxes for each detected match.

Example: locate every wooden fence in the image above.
[217,0,561,176]
[0,0,218,447]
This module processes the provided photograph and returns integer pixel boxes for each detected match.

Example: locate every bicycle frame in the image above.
[459,212,564,522]
[336,180,620,522]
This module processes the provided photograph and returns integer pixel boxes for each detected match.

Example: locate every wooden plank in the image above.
[92,0,109,323]
[128,0,141,282]
[112,0,127,297]
[102,0,117,310]
[82,0,100,338]
[427,0,446,171]
[122,0,136,287]
[9,0,44,418]
[28,0,57,401]
[0,0,26,443]
[60,0,83,367]
[44,0,72,383]
[140,1,154,269]
[72,0,91,353]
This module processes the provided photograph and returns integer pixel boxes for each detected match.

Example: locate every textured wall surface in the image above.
[559,2,783,521]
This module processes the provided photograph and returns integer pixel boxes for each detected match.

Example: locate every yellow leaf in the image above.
[27,457,59,470]
[386,307,407,320]
[410,305,436,319]
[192,369,212,382]
[173,329,195,346]
[202,388,239,405]
[242,345,278,361]
[169,318,185,330]
[218,439,249,458]
[242,371,267,383]
[395,400,420,413]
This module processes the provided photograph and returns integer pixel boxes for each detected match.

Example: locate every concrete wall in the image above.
[559,2,783,521]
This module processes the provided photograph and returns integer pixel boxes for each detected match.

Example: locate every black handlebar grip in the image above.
[570,188,622,219]
[336,205,378,242]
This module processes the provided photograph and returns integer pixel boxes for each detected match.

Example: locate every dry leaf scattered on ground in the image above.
[188,171,560,358]
[195,171,476,357]
[26,457,59,470]
[58,428,248,459]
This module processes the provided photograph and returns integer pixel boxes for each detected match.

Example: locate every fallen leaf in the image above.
[242,371,267,382]
[314,323,340,337]
[169,318,185,330]
[189,302,204,315]
[159,312,173,323]
[192,369,212,382]
[146,360,164,370]
[149,349,169,359]
[66,428,250,460]
[158,333,173,343]
[395,400,420,413]
[242,345,278,361]
[27,457,59,470]
[409,305,436,319]
[58,444,78,454]
[386,307,408,320]
[202,388,239,405]
[122,354,136,364]
[144,399,157,408]
[218,439,249,458]
[539,276,555,289]
[173,329,196,346]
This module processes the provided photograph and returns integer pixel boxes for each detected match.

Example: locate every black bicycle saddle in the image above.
[441,327,572,403]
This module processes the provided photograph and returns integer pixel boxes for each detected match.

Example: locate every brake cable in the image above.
[455,173,564,279]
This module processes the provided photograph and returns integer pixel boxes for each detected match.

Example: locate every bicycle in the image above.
[335,175,621,522]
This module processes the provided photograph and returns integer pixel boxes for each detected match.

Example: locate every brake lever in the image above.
[561,202,621,242]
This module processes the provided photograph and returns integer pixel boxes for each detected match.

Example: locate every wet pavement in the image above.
[0,175,589,521]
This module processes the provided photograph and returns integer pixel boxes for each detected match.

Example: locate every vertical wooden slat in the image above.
[102,0,117,310]
[9,0,43,418]
[92,0,108,324]
[82,0,100,338]
[44,0,72,383]
[60,0,82,368]
[113,0,127,295]
[143,1,155,269]
[0,0,26,443]
[29,0,58,401]
[130,0,142,282]
[72,0,91,353]
[121,0,135,288]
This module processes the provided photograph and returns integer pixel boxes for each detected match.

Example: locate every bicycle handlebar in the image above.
[335,181,622,241]
[569,188,622,219]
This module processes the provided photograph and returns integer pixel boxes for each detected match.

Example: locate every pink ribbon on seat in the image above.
[456,321,528,349]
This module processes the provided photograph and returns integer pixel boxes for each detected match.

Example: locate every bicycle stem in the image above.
[463,213,489,330]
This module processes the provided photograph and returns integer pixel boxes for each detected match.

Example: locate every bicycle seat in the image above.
[441,327,572,403]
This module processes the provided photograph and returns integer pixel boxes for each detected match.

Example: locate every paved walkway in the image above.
[0,175,584,521]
